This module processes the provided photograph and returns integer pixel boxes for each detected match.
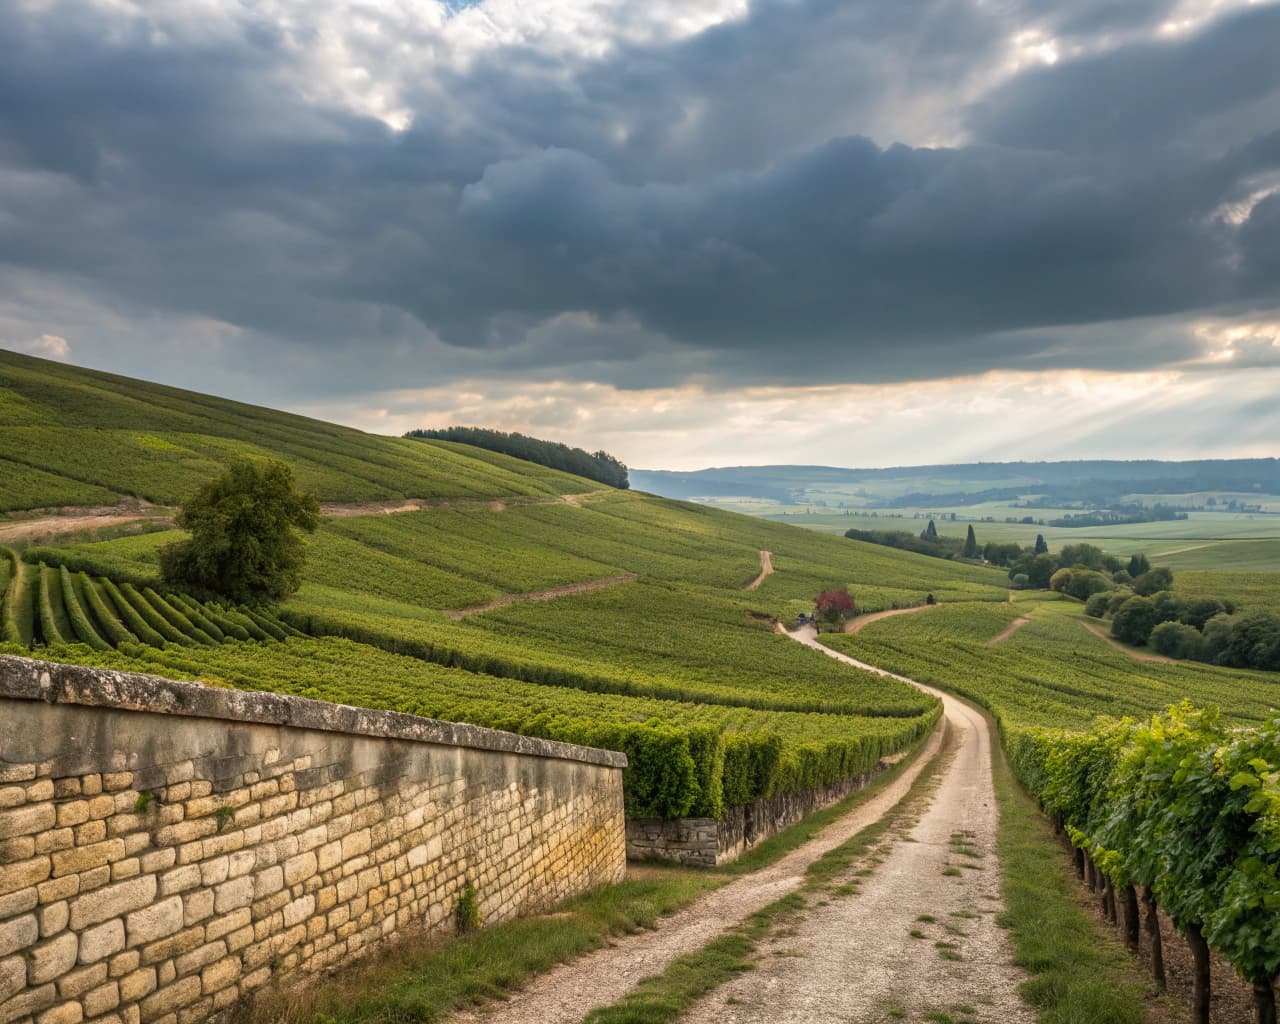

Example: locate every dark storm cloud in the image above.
[0,0,1278,392]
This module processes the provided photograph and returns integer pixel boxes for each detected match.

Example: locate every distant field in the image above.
[749,508,1280,574]
[821,597,1280,730]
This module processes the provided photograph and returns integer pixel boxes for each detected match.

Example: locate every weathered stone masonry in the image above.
[0,655,627,1024]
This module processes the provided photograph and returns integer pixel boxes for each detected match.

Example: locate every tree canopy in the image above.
[160,459,320,604]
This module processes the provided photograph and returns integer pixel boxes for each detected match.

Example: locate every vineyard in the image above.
[0,350,596,509]
[825,596,1280,1021]
[0,547,296,650]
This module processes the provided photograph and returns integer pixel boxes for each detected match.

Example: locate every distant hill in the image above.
[631,459,1280,507]
[0,350,594,511]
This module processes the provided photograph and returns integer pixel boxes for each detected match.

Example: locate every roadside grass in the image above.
[242,719,943,1024]
[992,737,1153,1024]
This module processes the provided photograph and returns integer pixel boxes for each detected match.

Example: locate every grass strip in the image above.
[992,732,1153,1024]
[247,717,944,1024]
[582,892,806,1024]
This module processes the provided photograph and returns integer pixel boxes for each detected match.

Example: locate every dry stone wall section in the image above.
[0,655,626,1024]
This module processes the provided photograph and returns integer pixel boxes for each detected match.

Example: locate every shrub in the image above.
[1084,592,1111,619]
[1132,567,1174,596]
[1149,621,1203,659]
[1180,597,1226,631]
[1111,596,1159,646]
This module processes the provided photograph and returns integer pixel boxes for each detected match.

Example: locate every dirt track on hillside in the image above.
[445,574,639,620]
[1080,619,1176,663]
[988,616,1030,646]
[744,550,773,590]
[842,601,940,633]
[0,504,169,543]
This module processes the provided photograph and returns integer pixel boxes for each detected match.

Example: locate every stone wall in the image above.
[627,760,906,867]
[0,655,627,1024]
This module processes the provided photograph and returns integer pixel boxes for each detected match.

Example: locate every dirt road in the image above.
[1080,619,1176,664]
[988,616,1030,646]
[744,550,773,591]
[450,713,949,1024]
[679,627,1033,1023]
[842,602,939,633]
[445,574,638,620]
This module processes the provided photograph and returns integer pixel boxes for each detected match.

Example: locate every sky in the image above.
[1,0,1278,470]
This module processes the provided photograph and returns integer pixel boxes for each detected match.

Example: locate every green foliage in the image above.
[60,567,111,651]
[37,564,69,645]
[3,554,35,646]
[1149,621,1203,659]
[454,882,481,933]
[1084,592,1111,618]
[407,426,628,489]
[1006,704,1280,990]
[28,636,938,819]
[1110,596,1158,646]
[160,459,320,604]
[1132,567,1174,596]
[962,524,979,559]
[1050,567,1112,601]
[0,350,592,506]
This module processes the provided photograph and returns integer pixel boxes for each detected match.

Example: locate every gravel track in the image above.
[679,627,1034,1024]
[449,713,948,1024]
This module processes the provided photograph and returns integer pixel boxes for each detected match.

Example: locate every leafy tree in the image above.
[815,587,856,626]
[1150,621,1203,659]
[1084,592,1111,618]
[1034,533,1049,555]
[1106,590,1134,616]
[920,519,938,541]
[1133,567,1175,596]
[160,459,320,604]
[1181,597,1227,631]
[1111,596,1160,646]
[962,524,980,559]
[1051,567,1112,601]
[1059,542,1107,571]
[1010,573,1030,590]
[1128,553,1151,577]
[1152,591,1186,624]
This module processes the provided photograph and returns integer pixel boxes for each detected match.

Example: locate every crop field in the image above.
[821,597,1280,730]
[1174,568,1280,608]
[1,546,295,650]
[0,351,595,508]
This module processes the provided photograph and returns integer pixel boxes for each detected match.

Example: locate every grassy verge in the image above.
[243,720,944,1023]
[992,736,1156,1024]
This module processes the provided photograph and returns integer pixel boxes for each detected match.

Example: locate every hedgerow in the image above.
[60,567,111,651]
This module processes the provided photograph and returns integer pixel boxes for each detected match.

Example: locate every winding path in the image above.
[453,628,1033,1023]
[842,602,940,634]
[444,573,638,620]
[744,550,774,591]
[1080,619,1176,664]
[988,616,1030,646]
[450,714,949,1024]
[684,627,1033,1023]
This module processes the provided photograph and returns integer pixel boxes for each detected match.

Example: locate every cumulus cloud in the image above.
[7,335,70,361]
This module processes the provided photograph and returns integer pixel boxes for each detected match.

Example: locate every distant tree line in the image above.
[1047,504,1188,528]
[406,426,629,489]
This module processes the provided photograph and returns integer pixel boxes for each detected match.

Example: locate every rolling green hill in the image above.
[0,349,595,509]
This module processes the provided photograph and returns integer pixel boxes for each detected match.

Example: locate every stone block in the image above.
[125,896,184,946]
[35,1001,83,1024]
[0,914,36,958]
[0,803,55,840]
[68,877,156,932]
[58,962,107,999]
[0,856,50,897]
[213,877,253,914]
[119,966,157,1003]
[27,931,78,985]
[78,919,125,965]
[139,976,200,1023]
[84,979,121,1017]
[0,954,26,1003]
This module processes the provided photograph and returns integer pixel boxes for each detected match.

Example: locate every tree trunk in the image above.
[1143,887,1165,990]
[1073,846,1084,879]
[1186,921,1211,1024]
[1084,855,1095,888]
[1122,884,1139,948]
[1098,872,1110,916]
[1104,876,1117,923]
[1254,978,1277,1024]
